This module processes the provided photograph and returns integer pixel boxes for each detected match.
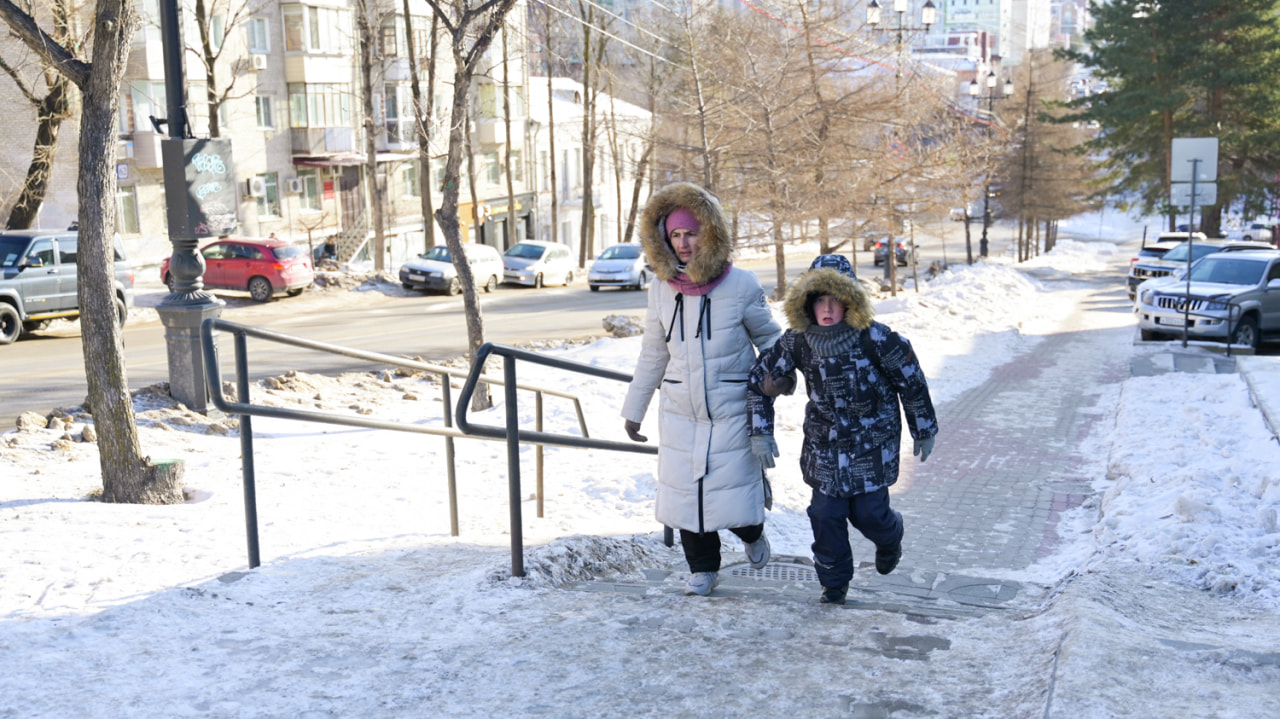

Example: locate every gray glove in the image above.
[750,435,779,469]
[759,371,796,398]
[913,436,935,463]
[624,419,648,443]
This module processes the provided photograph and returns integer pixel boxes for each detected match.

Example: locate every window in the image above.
[380,17,398,56]
[403,164,420,197]
[116,186,140,233]
[298,169,321,211]
[57,236,78,264]
[384,85,414,145]
[509,149,522,183]
[288,83,351,128]
[247,17,269,53]
[478,85,526,119]
[256,96,273,129]
[485,152,500,185]
[256,173,280,217]
[432,156,447,190]
[210,14,225,51]
[27,239,55,266]
[282,4,350,55]
[127,81,167,133]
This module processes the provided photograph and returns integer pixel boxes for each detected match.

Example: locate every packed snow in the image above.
[2,212,1279,718]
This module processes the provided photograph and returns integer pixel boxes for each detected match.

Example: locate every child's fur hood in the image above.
[783,262,875,332]
[638,182,733,283]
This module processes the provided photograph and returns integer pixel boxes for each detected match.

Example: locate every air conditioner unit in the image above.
[285,178,304,194]
[247,176,268,197]
[251,54,268,71]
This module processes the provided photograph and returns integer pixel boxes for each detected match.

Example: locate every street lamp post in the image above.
[969,71,1014,258]
[868,0,935,294]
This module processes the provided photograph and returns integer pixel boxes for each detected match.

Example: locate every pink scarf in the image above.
[667,262,732,296]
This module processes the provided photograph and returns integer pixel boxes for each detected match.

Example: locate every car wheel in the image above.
[402,282,414,291]
[287,288,304,297]
[1139,329,1166,342]
[1230,315,1259,349]
[534,274,544,289]
[589,284,600,292]
[164,273,176,293]
[114,295,128,329]
[1243,235,1253,242]
[484,275,498,293]
[447,277,461,295]
[248,276,272,302]
[0,304,20,345]
[636,272,649,291]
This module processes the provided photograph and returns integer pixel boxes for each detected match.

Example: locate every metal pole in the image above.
[1183,160,1199,348]
[504,356,524,578]
[234,331,261,569]
[535,391,544,519]
[442,379,459,537]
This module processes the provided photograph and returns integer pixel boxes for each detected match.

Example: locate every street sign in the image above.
[162,138,239,239]
[1171,137,1218,183]
[1171,181,1217,207]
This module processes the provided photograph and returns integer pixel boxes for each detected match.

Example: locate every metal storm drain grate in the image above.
[725,558,818,583]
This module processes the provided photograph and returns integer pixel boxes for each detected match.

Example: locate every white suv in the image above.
[1135,249,1280,348]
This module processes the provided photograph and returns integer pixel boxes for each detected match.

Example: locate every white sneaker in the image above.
[684,571,719,596]
[745,535,771,570]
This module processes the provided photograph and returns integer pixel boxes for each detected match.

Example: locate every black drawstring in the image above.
[695,295,711,340]
[665,293,712,342]
[665,293,684,342]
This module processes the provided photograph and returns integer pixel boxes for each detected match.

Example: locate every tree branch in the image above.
[0,0,89,88]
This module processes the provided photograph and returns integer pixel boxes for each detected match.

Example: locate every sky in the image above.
[2,211,1279,718]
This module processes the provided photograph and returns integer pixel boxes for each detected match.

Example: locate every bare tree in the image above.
[1,0,183,503]
[402,4,441,249]
[189,0,257,138]
[1,0,77,229]
[423,0,519,409]
[355,0,389,271]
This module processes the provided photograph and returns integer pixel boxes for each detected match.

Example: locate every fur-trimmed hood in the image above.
[782,254,875,332]
[639,182,733,284]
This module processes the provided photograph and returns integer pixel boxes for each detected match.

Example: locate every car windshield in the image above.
[273,245,306,260]
[599,245,641,260]
[1188,256,1266,285]
[0,237,30,267]
[505,244,546,260]
[1160,243,1220,262]
[419,246,451,262]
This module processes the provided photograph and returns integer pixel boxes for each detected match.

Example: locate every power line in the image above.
[533,0,689,71]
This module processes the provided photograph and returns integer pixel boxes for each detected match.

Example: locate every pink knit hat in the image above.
[666,207,701,234]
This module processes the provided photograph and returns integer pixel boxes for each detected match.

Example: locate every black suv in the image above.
[0,229,136,344]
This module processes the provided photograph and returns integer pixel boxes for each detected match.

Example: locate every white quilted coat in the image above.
[622,270,780,532]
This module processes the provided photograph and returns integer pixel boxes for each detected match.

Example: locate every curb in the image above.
[1237,355,1280,439]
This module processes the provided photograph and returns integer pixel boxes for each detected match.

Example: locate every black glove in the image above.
[624,420,648,443]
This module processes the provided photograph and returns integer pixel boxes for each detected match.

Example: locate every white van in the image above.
[398,242,504,295]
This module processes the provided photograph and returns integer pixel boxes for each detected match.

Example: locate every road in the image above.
[0,225,971,427]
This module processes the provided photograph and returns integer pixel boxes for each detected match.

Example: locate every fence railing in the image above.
[199,318,595,569]
[454,342,661,578]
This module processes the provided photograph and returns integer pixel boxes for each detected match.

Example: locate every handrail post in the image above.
[234,330,261,569]
[442,379,459,537]
[504,355,525,578]
[535,391,544,519]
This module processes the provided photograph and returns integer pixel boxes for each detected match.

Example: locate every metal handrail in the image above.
[455,342,660,578]
[199,318,592,568]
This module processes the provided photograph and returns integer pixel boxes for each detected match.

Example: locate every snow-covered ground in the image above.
[2,211,1279,717]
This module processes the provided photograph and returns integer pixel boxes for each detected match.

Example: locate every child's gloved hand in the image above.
[760,371,796,397]
[624,420,648,443]
[913,436,935,463]
[750,435,779,468]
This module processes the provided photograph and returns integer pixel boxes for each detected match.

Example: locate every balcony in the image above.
[291,127,355,155]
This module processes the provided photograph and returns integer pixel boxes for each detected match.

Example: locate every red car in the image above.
[161,237,315,301]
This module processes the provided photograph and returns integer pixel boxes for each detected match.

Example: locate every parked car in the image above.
[502,240,576,287]
[1224,222,1275,245]
[1135,249,1280,348]
[162,237,314,302]
[587,244,650,292]
[1125,232,1204,299]
[0,229,135,345]
[399,242,503,295]
[873,239,917,267]
[1127,239,1271,301]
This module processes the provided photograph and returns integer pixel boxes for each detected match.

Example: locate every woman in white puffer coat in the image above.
[621,182,782,596]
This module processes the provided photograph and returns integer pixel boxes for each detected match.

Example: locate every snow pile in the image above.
[1101,371,1280,603]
